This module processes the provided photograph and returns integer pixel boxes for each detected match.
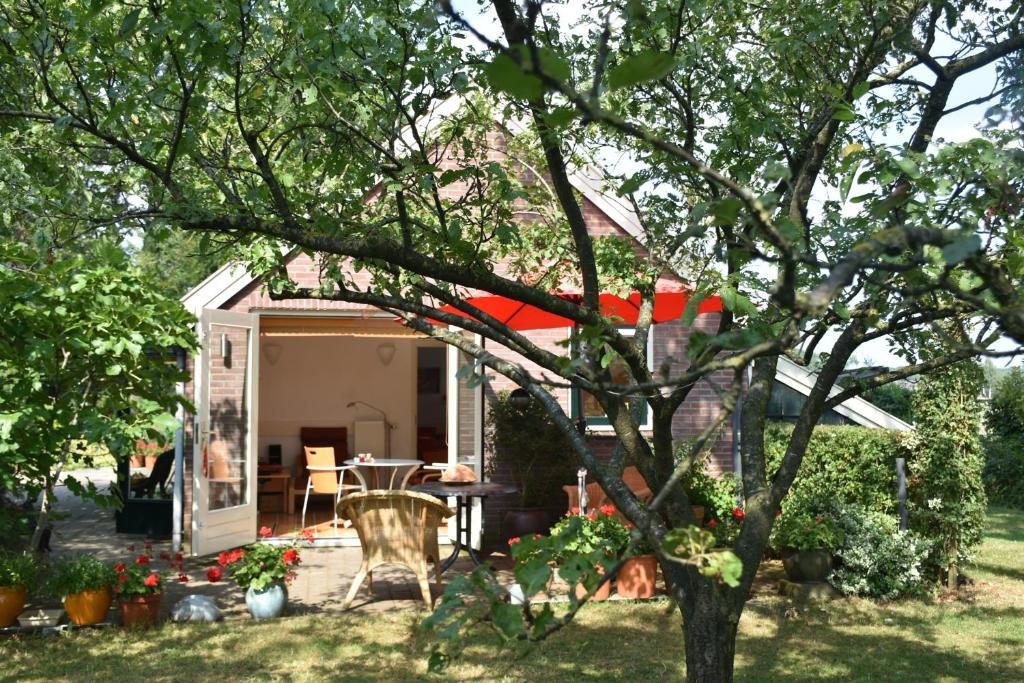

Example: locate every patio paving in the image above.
[46,468,517,620]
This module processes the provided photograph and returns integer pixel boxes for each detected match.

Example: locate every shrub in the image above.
[983,436,1024,508]
[765,423,908,517]
[983,369,1024,508]
[826,503,932,599]
[486,391,577,509]
[676,445,740,520]
[909,361,986,583]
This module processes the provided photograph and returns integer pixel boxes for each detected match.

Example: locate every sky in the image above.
[448,1,1018,369]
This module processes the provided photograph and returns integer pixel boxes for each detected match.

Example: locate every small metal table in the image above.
[411,480,517,572]
[343,458,423,491]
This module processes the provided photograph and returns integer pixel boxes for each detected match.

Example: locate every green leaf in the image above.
[894,157,922,180]
[119,8,141,38]
[852,81,870,100]
[607,51,676,90]
[832,107,856,122]
[482,54,544,100]
[491,602,525,639]
[941,234,981,265]
[105,364,123,376]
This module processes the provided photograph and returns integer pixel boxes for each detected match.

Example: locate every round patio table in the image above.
[411,480,517,573]
[343,458,423,491]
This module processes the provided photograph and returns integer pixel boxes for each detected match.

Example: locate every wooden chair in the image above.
[207,440,243,507]
[337,490,453,609]
[563,466,652,513]
[301,446,362,532]
[292,427,349,512]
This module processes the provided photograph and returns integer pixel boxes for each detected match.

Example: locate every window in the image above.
[570,327,654,430]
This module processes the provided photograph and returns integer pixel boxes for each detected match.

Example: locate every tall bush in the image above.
[983,369,1024,508]
[764,423,908,516]
[485,391,577,509]
[909,361,987,586]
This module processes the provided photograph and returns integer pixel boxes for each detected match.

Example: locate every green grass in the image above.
[3,509,1023,682]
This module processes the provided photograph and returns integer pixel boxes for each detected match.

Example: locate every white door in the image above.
[446,338,484,547]
[192,309,260,556]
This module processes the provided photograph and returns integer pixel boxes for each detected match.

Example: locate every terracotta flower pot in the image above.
[616,555,659,599]
[692,505,705,525]
[0,585,27,628]
[573,565,611,602]
[144,454,158,469]
[64,587,113,626]
[120,592,162,628]
[130,455,146,468]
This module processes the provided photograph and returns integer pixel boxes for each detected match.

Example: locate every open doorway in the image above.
[415,345,447,471]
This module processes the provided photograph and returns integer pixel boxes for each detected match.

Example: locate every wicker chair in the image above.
[337,490,453,609]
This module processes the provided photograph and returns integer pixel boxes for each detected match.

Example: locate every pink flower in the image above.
[206,567,223,582]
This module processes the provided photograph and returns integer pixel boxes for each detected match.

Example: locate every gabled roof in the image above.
[776,356,913,431]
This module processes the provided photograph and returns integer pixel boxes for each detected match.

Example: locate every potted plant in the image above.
[207,526,302,619]
[114,546,180,627]
[773,510,845,582]
[0,551,37,628]
[45,555,117,626]
[486,391,577,541]
[704,506,746,549]
[550,505,630,601]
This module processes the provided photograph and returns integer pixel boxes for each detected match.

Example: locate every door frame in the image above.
[191,308,260,556]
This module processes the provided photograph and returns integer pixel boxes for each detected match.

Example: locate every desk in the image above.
[257,472,293,514]
[343,459,423,491]
[411,481,517,572]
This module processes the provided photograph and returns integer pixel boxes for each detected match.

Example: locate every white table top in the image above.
[343,458,423,467]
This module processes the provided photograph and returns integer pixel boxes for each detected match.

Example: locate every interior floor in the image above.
[258,498,358,540]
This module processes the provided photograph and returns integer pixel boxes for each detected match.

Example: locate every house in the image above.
[173,103,910,556]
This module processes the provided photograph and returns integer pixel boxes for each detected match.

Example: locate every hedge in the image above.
[765,422,909,516]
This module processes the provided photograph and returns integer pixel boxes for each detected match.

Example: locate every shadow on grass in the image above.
[734,602,1024,683]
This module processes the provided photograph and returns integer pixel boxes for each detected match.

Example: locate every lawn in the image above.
[2,508,1022,682]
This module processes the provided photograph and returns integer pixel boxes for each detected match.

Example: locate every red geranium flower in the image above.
[707,519,719,528]
[159,552,171,561]
[599,504,617,516]
[177,573,189,584]
[259,526,273,538]
[508,537,521,545]
[135,555,150,565]
[302,528,316,543]
[775,509,782,518]
[586,511,598,520]
[206,567,223,582]
[217,551,229,567]
[732,507,745,521]
[282,549,299,566]
[570,506,580,515]
[143,574,159,588]
[118,573,129,584]
[114,563,126,573]
[532,534,542,540]
[175,553,184,562]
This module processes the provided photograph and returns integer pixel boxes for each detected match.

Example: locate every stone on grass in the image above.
[170,595,223,623]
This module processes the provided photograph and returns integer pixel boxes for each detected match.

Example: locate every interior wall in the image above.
[257,335,417,469]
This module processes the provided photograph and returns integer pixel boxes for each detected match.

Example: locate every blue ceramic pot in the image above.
[244,582,288,619]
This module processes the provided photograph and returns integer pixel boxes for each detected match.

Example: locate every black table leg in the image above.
[438,497,465,573]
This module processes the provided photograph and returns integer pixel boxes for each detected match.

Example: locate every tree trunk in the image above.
[666,564,741,683]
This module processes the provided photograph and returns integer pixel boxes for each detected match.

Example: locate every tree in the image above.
[0,241,196,551]
[0,1,1021,680]
[863,383,915,423]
